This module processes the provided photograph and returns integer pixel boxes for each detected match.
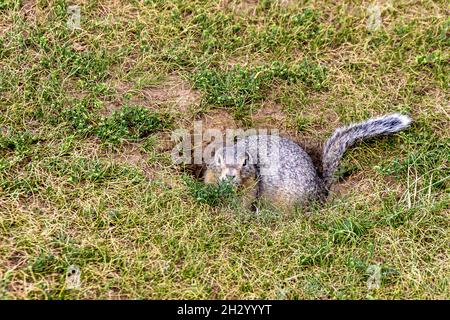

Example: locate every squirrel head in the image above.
[210,146,256,186]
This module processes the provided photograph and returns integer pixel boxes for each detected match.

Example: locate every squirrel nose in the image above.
[226,174,236,180]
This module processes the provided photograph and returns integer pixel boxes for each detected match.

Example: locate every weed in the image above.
[96,106,173,144]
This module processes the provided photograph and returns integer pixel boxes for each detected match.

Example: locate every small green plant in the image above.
[297,241,333,267]
[62,103,94,134]
[96,106,172,144]
[191,65,266,110]
[0,0,20,10]
[295,59,328,90]
[267,60,328,89]
[183,176,236,206]
[294,116,313,132]
[329,218,370,244]
[291,8,321,42]
[30,253,61,274]
[0,130,39,154]
[415,50,447,66]
[191,60,327,116]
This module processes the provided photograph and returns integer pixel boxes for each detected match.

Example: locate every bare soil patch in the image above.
[104,75,200,116]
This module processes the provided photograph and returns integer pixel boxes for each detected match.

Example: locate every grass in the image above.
[0,0,448,299]
[190,59,327,119]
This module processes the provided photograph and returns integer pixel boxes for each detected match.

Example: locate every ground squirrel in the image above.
[204,113,412,210]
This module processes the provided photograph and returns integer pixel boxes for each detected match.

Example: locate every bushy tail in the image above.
[321,113,412,188]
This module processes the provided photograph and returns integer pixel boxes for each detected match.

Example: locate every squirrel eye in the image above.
[243,158,248,167]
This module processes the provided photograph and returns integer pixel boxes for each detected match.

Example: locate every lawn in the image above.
[0,0,448,299]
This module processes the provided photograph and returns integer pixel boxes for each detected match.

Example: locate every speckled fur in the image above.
[204,113,412,209]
